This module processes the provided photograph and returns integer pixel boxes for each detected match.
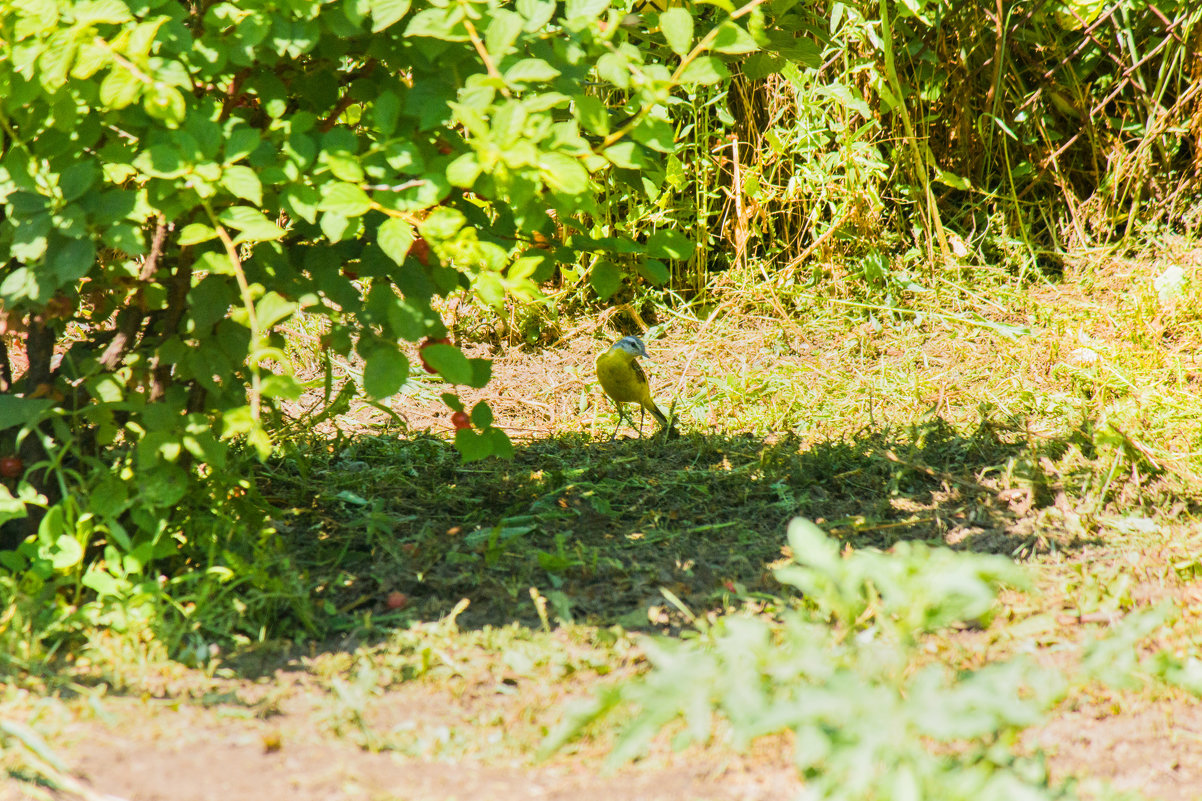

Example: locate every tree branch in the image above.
[22,320,54,395]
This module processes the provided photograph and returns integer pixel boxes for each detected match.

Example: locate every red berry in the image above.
[409,237,431,266]
[419,336,451,374]
[386,591,409,610]
[451,411,470,430]
[0,456,23,479]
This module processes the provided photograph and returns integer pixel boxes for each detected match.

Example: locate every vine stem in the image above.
[202,200,264,426]
[461,7,513,100]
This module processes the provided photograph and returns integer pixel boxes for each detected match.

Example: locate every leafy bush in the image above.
[0,0,769,650]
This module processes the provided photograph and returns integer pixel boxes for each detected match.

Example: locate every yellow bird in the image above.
[595,335,670,439]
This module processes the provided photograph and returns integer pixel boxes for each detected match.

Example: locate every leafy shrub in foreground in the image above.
[544,519,1072,800]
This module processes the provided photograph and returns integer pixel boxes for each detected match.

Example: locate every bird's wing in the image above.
[630,358,649,388]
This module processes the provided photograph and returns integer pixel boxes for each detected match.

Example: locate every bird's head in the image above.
[612,335,649,359]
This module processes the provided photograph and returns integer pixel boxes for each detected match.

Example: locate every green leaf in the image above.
[98,67,142,109]
[50,535,84,570]
[935,169,971,190]
[485,426,514,458]
[219,206,285,243]
[220,165,263,205]
[88,474,130,519]
[419,207,466,240]
[446,152,481,188]
[713,21,757,54]
[143,85,186,127]
[0,486,28,530]
[74,0,133,25]
[102,220,144,251]
[327,154,365,183]
[505,58,561,84]
[539,152,590,194]
[575,95,610,136]
[82,568,122,598]
[225,127,261,163]
[469,401,494,428]
[38,29,78,90]
[178,223,217,245]
[60,162,98,202]
[372,91,400,134]
[0,396,55,431]
[421,344,491,387]
[632,117,675,151]
[678,56,729,86]
[378,217,416,265]
[485,9,524,54]
[743,51,784,80]
[419,343,472,384]
[602,141,643,168]
[370,0,411,31]
[564,0,610,21]
[659,8,693,56]
[255,291,297,328]
[71,41,110,79]
[590,259,622,299]
[260,373,302,400]
[282,184,319,224]
[646,230,695,260]
[320,182,372,217]
[596,51,631,90]
[404,6,468,40]
[137,463,187,507]
[320,211,353,243]
[195,251,235,276]
[516,0,557,30]
[363,346,409,398]
[764,30,822,68]
[453,428,492,462]
[637,258,670,284]
[50,238,96,282]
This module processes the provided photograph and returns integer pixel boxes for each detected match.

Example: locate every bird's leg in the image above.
[609,403,624,440]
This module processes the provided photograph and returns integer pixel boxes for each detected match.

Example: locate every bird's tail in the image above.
[648,402,679,438]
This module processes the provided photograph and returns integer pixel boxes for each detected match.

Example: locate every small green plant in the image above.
[543,518,1071,800]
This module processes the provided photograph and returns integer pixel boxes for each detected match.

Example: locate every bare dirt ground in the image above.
[1032,698,1202,800]
[53,693,799,801]
[12,644,801,801]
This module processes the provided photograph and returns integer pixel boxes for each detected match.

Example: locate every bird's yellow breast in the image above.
[595,348,648,404]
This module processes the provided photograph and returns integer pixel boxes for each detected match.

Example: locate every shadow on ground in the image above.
[209,413,1099,671]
